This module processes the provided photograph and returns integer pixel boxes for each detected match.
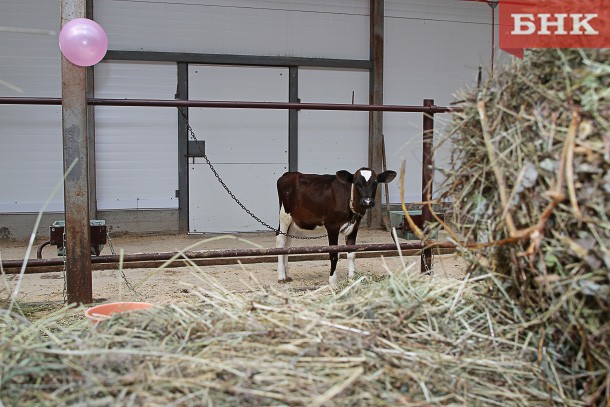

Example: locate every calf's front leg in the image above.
[345,230,358,279]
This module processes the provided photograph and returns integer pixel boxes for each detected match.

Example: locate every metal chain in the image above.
[60,231,142,301]
[421,251,433,275]
[180,109,329,240]
[62,231,67,303]
[107,232,142,298]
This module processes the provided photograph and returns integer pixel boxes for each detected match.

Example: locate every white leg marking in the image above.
[277,204,293,283]
[347,252,356,278]
[283,233,292,277]
[340,221,356,236]
[360,170,372,181]
[276,233,287,281]
[329,272,338,286]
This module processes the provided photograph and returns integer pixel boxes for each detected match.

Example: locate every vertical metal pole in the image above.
[86,71,97,219]
[288,67,299,172]
[86,0,96,220]
[61,0,92,304]
[177,62,189,233]
[490,2,498,78]
[421,99,434,273]
[368,0,384,228]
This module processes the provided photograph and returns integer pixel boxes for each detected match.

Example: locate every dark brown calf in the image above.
[276,167,396,284]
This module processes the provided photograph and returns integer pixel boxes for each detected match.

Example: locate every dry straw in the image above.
[440,48,609,405]
[2,261,570,405]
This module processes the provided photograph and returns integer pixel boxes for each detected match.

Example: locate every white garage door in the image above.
[188,65,289,233]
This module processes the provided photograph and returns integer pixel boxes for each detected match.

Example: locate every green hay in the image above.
[440,49,609,404]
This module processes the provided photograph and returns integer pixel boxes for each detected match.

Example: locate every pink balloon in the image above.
[59,18,108,67]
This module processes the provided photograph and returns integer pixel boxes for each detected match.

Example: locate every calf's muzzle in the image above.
[360,197,374,208]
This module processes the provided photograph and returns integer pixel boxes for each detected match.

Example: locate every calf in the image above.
[276,167,397,285]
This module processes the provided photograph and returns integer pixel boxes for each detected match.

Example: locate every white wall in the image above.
[0,0,63,212]
[94,0,369,60]
[383,0,494,203]
[94,61,178,210]
[298,68,369,175]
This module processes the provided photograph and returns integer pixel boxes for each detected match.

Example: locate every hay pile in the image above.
[1,261,572,405]
[441,49,609,404]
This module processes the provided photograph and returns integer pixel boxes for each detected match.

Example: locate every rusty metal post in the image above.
[288,66,299,172]
[368,0,384,228]
[177,62,189,234]
[61,0,93,304]
[421,99,435,273]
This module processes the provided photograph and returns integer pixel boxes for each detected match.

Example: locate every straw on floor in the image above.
[1,260,566,405]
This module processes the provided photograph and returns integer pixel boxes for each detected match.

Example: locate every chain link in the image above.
[60,231,142,302]
[107,233,141,298]
[421,250,433,275]
[62,231,67,303]
[181,109,330,240]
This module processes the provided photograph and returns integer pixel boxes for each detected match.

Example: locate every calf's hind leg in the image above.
[276,205,293,283]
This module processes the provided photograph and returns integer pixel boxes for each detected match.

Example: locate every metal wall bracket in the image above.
[187,140,206,157]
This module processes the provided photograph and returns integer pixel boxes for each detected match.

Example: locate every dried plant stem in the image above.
[517,110,581,256]
[308,367,364,407]
[399,160,533,251]
[564,110,582,220]
[477,101,583,257]
[399,161,424,240]
[477,100,518,235]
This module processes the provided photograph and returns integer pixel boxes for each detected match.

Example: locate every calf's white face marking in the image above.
[360,170,372,181]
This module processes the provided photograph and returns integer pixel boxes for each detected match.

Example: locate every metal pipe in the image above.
[1,241,457,271]
[0,97,62,105]
[36,241,51,259]
[2,247,459,275]
[0,96,456,113]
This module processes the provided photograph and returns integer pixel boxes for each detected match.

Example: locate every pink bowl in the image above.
[84,302,154,322]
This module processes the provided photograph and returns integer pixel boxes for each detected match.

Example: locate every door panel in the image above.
[188,65,288,233]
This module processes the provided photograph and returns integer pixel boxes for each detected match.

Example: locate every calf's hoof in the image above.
[278,277,293,283]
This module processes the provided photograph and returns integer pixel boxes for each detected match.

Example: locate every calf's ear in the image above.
[378,170,397,183]
[336,170,354,184]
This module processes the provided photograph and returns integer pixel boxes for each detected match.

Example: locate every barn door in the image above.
[188,65,289,233]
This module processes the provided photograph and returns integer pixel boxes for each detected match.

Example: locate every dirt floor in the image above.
[1,229,467,307]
